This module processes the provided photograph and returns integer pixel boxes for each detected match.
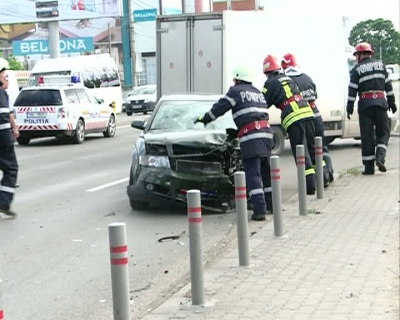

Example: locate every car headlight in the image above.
[144,99,153,103]
[139,155,170,168]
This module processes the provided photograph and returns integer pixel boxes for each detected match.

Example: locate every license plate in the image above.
[132,105,142,109]
[27,112,47,118]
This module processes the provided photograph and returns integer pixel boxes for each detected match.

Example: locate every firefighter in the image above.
[262,54,317,195]
[281,53,333,184]
[194,64,274,221]
[0,58,18,218]
[347,42,397,174]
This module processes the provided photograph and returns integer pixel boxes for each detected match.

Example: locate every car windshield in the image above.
[14,89,63,106]
[131,86,156,95]
[150,100,237,131]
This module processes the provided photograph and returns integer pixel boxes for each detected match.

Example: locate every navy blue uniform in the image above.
[201,83,274,216]
[262,72,317,194]
[0,87,18,212]
[347,57,397,173]
[285,67,333,183]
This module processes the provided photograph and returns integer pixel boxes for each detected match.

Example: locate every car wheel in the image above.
[143,111,148,115]
[72,119,85,144]
[103,115,116,138]
[126,112,132,116]
[271,126,285,155]
[17,137,31,146]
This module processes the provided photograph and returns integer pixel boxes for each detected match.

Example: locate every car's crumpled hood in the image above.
[143,129,229,149]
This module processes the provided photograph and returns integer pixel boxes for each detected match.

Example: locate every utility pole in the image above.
[159,0,163,14]
[128,0,137,87]
[108,23,112,55]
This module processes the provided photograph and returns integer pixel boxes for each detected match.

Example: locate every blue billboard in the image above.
[133,8,157,22]
[13,37,94,56]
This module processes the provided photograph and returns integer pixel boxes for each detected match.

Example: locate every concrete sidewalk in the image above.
[141,166,400,320]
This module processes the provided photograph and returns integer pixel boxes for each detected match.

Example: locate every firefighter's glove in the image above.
[346,105,354,120]
[389,103,397,114]
[194,115,208,125]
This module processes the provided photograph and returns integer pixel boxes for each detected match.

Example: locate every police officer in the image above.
[262,54,317,195]
[281,53,333,184]
[347,42,397,174]
[194,64,274,221]
[0,58,18,218]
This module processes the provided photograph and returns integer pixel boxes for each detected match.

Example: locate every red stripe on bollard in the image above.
[0,310,3,319]
[111,258,128,265]
[297,156,305,160]
[272,175,280,180]
[297,161,305,165]
[235,186,246,191]
[189,217,202,223]
[235,194,247,199]
[271,169,280,173]
[110,245,128,253]
[188,207,201,213]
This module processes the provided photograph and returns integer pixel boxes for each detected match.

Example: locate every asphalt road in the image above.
[0,111,399,320]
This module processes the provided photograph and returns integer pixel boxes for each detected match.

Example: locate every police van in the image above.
[14,75,116,145]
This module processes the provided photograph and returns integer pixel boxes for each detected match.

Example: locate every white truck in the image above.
[156,10,398,154]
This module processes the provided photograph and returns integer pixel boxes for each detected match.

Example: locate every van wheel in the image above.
[271,126,285,155]
[103,115,116,138]
[126,112,132,116]
[72,119,85,144]
[17,137,31,146]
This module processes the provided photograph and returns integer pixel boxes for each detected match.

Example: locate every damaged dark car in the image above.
[127,93,244,212]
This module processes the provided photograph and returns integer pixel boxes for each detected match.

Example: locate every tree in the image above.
[349,19,400,65]
[6,54,25,70]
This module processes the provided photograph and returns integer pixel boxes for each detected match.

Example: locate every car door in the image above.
[64,89,88,128]
[74,88,101,132]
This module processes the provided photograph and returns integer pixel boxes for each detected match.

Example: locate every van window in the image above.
[64,89,79,103]
[74,89,91,103]
[82,66,121,89]
[28,71,71,86]
[14,89,63,106]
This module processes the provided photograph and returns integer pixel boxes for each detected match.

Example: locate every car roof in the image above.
[161,93,223,101]
[21,85,83,91]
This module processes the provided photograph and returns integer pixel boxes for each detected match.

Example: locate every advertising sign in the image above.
[133,9,158,22]
[0,0,122,24]
[12,37,94,56]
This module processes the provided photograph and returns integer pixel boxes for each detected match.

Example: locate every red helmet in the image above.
[353,42,374,56]
[281,53,298,70]
[263,55,281,74]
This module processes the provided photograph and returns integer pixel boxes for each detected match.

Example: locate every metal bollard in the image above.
[234,171,250,266]
[315,136,324,199]
[296,145,308,216]
[108,222,131,320]
[187,190,205,306]
[271,156,283,237]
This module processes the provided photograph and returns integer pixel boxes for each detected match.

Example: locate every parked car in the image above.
[122,88,136,112]
[125,84,157,116]
[126,93,243,212]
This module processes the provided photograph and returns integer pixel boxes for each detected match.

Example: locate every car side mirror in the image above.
[131,119,147,130]
[100,98,105,103]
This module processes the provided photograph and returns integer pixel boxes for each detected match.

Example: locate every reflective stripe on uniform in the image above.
[347,96,356,101]
[0,123,11,130]
[277,76,292,83]
[314,112,321,118]
[239,132,273,143]
[208,110,216,120]
[362,155,375,161]
[233,107,268,119]
[305,168,315,176]
[249,188,264,197]
[0,185,15,194]
[349,82,358,89]
[377,144,387,150]
[223,95,236,106]
[359,74,385,83]
[282,107,315,131]
[264,187,272,193]
[386,91,394,96]
[385,77,390,83]
[0,107,9,114]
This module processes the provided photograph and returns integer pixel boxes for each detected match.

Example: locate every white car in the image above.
[124,84,157,116]
[14,75,116,145]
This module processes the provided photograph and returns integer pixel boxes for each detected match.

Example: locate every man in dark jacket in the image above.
[282,53,333,184]
[195,64,274,221]
[347,42,397,174]
[0,58,18,218]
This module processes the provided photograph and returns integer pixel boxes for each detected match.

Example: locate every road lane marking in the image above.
[87,177,129,192]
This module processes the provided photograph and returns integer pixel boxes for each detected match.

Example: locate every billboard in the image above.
[0,0,122,24]
[13,37,94,55]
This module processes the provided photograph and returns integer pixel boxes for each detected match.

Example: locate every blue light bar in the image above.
[71,75,81,83]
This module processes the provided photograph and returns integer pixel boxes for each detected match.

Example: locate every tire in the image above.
[128,166,149,210]
[17,137,31,146]
[103,115,116,138]
[72,119,85,144]
[126,112,132,116]
[271,126,285,155]
[143,111,148,115]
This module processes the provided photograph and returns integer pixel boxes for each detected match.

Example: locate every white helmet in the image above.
[0,58,10,72]
[232,64,254,83]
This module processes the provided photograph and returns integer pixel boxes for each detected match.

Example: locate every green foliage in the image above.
[6,54,25,70]
[349,18,400,64]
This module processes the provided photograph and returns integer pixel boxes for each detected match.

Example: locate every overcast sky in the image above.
[260,0,400,32]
